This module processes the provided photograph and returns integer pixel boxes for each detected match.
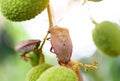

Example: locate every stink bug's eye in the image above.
[49,26,73,64]
[15,39,41,53]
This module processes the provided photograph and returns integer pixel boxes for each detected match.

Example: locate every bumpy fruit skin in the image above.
[37,66,78,81]
[27,63,52,81]
[92,21,120,56]
[0,0,49,21]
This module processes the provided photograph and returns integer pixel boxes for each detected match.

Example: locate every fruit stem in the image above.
[35,48,45,64]
[75,69,83,81]
[37,3,54,64]
[85,0,98,25]
[47,4,53,28]
[90,17,98,25]
[38,27,49,64]
[65,61,83,81]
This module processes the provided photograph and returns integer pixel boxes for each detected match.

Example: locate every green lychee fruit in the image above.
[0,0,49,21]
[92,21,120,56]
[37,66,78,81]
[27,63,52,81]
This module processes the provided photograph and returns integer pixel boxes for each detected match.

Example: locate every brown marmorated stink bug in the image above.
[49,26,73,64]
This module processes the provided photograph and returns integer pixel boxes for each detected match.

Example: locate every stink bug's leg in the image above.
[20,52,32,61]
[58,59,63,65]
[20,53,28,61]
[50,47,55,53]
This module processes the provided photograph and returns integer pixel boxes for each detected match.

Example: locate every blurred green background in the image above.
[0,13,32,81]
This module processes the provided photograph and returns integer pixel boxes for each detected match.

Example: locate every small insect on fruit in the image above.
[15,40,40,53]
[49,26,73,64]
[15,39,41,61]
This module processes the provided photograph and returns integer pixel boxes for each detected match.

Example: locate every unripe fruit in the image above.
[27,63,52,81]
[92,21,120,56]
[0,0,49,21]
[37,66,78,81]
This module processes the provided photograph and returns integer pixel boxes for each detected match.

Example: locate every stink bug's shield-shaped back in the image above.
[49,26,73,64]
